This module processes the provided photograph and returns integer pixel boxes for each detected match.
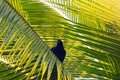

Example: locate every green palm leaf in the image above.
[0,0,120,80]
[0,0,68,80]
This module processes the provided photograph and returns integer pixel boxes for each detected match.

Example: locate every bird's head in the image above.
[57,39,63,47]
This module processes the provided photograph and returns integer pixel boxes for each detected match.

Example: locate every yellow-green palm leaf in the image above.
[0,0,120,80]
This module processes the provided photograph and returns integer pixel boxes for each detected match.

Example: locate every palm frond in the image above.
[19,0,120,79]
[0,0,120,80]
[0,0,67,80]
[7,0,29,21]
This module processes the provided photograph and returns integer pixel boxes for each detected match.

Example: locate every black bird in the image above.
[51,39,66,63]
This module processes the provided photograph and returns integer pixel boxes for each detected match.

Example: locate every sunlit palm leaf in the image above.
[1,0,120,80]
[42,0,120,32]
[0,0,68,80]
[20,0,120,79]
[8,0,29,21]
